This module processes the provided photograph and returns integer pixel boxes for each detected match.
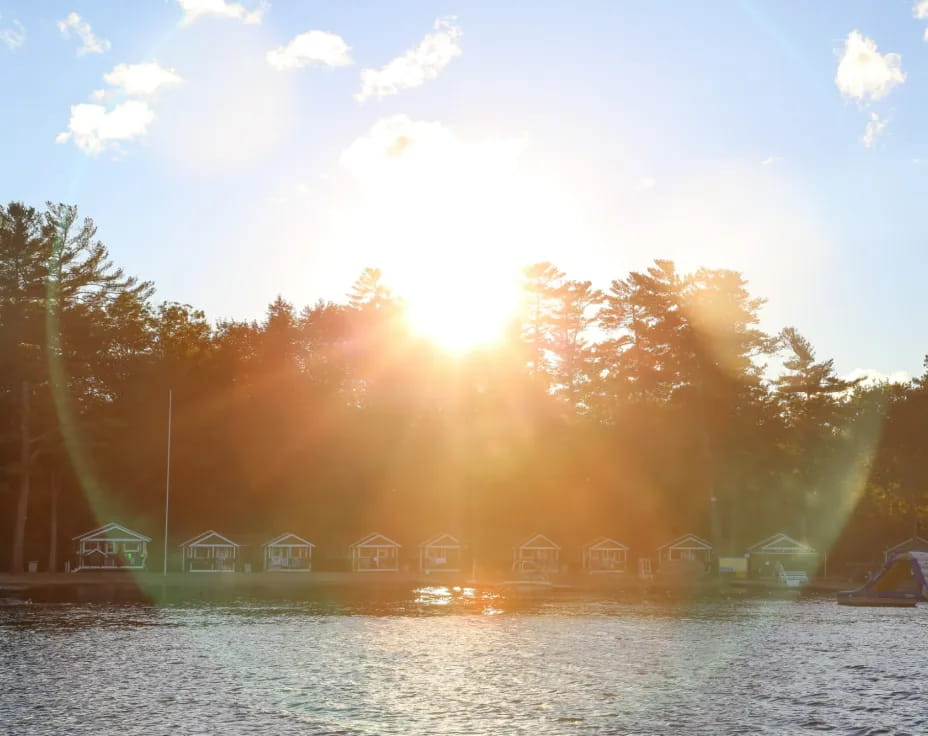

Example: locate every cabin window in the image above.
[123,543,140,553]
[104,542,117,554]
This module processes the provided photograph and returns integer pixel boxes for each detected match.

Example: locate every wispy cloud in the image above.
[267,30,352,70]
[356,17,461,101]
[861,112,887,148]
[761,155,782,166]
[177,0,266,26]
[57,12,110,55]
[0,14,25,51]
[835,31,904,102]
[57,62,183,155]
[56,101,155,156]
[103,62,183,97]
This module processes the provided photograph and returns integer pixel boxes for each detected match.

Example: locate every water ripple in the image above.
[1,593,926,734]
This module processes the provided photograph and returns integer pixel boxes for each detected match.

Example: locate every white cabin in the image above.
[264,533,314,572]
[73,523,150,571]
[747,533,818,578]
[582,536,629,573]
[180,530,241,572]
[514,533,560,573]
[657,533,712,566]
[418,533,462,574]
[350,532,401,572]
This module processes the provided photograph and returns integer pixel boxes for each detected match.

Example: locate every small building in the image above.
[885,535,928,562]
[264,533,314,572]
[657,533,712,566]
[350,532,401,572]
[73,522,150,571]
[180,530,241,572]
[746,533,819,578]
[418,533,463,574]
[514,533,561,573]
[582,536,629,573]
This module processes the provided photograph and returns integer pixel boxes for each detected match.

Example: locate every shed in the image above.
[350,533,401,572]
[657,533,712,566]
[746,533,819,578]
[264,533,315,572]
[582,536,629,573]
[418,533,462,574]
[73,522,150,571]
[180,530,241,572]
[513,533,560,573]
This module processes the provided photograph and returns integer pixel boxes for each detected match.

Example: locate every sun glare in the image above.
[400,271,520,353]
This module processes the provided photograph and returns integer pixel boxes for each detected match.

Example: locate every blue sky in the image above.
[0,0,926,377]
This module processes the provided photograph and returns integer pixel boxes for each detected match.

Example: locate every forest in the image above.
[2,201,927,573]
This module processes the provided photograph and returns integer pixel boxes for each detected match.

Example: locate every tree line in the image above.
[2,201,926,573]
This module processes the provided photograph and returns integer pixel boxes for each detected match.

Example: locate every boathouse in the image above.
[180,530,241,572]
[350,533,401,572]
[263,533,314,572]
[418,533,463,574]
[513,533,561,573]
[656,533,712,566]
[73,522,150,571]
[582,536,629,573]
[746,533,819,578]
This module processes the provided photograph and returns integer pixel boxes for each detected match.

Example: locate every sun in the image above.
[401,270,520,353]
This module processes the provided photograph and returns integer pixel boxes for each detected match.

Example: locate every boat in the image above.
[498,559,554,593]
[837,551,928,607]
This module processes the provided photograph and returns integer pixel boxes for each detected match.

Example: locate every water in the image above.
[2,589,926,735]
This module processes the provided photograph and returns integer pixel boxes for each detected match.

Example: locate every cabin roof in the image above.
[179,530,241,548]
[419,532,461,548]
[263,532,315,548]
[350,532,401,549]
[747,533,816,554]
[886,535,928,555]
[73,522,151,543]
[657,533,712,551]
[516,533,560,550]
[584,536,629,551]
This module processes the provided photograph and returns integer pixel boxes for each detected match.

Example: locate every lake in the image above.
[1,588,925,735]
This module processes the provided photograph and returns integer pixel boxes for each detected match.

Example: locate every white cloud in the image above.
[861,112,887,148]
[57,12,110,55]
[177,0,266,26]
[267,30,352,70]
[104,62,183,97]
[835,31,904,102]
[917,2,928,39]
[845,368,911,386]
[56,100,155,155]
[636,177,656,191]
[761,155,782,166]
[58,62,183,154]
[356,17,461,101]
[0,15,25,50]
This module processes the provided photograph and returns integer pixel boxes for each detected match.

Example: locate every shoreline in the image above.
[0,570,850,600]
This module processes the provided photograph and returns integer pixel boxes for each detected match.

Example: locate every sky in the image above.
[0,0,926,379]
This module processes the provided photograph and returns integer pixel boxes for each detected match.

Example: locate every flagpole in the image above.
[162,389,173,576]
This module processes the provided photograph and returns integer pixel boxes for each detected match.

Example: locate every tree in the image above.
[518,262,564,386]
[1,202,149,572]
